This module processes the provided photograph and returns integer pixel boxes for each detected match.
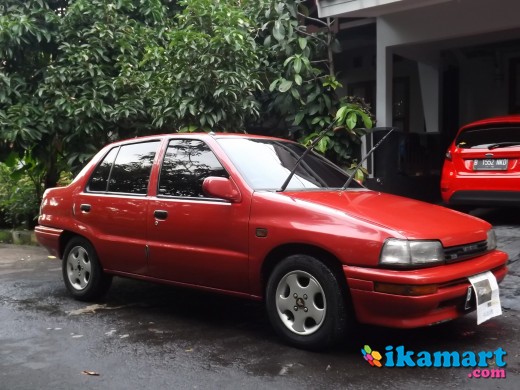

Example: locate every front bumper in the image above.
[344,250,508,328]
[448,190,520,206]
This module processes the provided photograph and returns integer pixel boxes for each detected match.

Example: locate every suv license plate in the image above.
[473,159,508,171]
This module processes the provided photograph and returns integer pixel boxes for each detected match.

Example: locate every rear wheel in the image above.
[62,237,112,301]
[266,254,350,350]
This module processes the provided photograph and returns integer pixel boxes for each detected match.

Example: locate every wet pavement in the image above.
[1,207,519,389]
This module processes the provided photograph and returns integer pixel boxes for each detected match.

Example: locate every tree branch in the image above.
[295,28,327,45]
[297,12,329,27]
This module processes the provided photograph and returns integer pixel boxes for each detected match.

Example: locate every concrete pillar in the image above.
[417,59,440,133]
[376,43,393,127]
[365,19,394,177]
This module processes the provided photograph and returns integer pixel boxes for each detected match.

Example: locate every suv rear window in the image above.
[456,126,520,148]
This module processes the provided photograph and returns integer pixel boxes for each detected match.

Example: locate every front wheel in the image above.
[62,237,112,301]
[265,255,350,350]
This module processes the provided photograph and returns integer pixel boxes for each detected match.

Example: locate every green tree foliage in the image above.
[0,160,41,228]
[0,0,373,210]
[253,1,374,169]
[39,0,181,169]
[139,0,264,131]
[0,0,63,188]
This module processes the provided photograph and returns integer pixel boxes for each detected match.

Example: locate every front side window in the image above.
[158,139,227,198]
[88,141,159,194]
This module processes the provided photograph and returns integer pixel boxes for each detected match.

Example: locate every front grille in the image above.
[444,240,488,263]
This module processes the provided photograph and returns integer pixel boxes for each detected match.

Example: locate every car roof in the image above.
[106,132,295,147]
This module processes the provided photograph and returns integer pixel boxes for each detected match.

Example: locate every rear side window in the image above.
[158,139,227,198]
[456,126,520,148]
[88,147,118,192]
[88,141,160,195]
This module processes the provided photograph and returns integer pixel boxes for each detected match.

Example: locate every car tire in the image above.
[265,254,350,350]
[62,237,112,301]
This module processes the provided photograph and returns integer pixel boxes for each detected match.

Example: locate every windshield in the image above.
[456,126,520,149]
[216,138,360,191]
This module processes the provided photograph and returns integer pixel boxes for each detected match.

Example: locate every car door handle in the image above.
[80,204,91,212]
[154,210,168,220]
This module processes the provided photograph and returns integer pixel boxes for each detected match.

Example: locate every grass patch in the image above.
[0,230,13,244]
[0,229,38,245]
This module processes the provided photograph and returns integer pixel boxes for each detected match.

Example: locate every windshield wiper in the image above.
[279,119,339,192]
[342,127,396,190]
[488,142,520,150]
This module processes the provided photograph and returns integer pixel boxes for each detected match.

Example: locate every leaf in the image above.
[316,136,329,153]
[336,106,348,123]
[323,94,331,110]
[294,74,302,86]
[283,56,294,67]
[355,169,365,182]
[269,79,280,92]
[81,371,100,376]
[4,152,19,168]
[306,90,320,104]
[298,37,307,50]
[360,112,373,129]
[273,20,285,41]
[293,57,302,74]
[278,80,293,93]
[346,112,358,130]
[294,111,305,126]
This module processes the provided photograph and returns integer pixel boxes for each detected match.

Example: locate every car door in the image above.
[146,138,250,293]
[74,140,161,274]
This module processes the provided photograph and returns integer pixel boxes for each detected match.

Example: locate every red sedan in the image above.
[441,115,520,208]
[36,133,508,349]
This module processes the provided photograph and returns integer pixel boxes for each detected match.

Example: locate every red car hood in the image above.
[282,189,491,246]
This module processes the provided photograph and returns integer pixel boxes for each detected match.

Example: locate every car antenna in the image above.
[279,118,340,192]
[342,127,397,190]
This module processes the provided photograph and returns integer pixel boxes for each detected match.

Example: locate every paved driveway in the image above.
[0,207,519,389]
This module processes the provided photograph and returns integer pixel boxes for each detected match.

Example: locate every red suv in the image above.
[441,115,520,208]
[36,133,508,349]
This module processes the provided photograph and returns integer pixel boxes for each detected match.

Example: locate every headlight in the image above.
[380,239,444,267]
[486,229,497,251]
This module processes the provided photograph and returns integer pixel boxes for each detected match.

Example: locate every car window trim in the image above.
[153,195,232,204]
[82,191,148,198]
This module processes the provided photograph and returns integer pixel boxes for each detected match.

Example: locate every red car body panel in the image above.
[36,133,509,329]
[441,115,520,206]
[344,251,507,327]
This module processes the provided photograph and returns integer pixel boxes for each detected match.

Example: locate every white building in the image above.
[316,0,520,200]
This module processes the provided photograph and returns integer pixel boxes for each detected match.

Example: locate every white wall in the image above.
[378,0,520,47]
[318,0,452,18]
[374,0,520,130]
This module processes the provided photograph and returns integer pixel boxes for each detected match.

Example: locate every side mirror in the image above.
[202,177,242,203]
